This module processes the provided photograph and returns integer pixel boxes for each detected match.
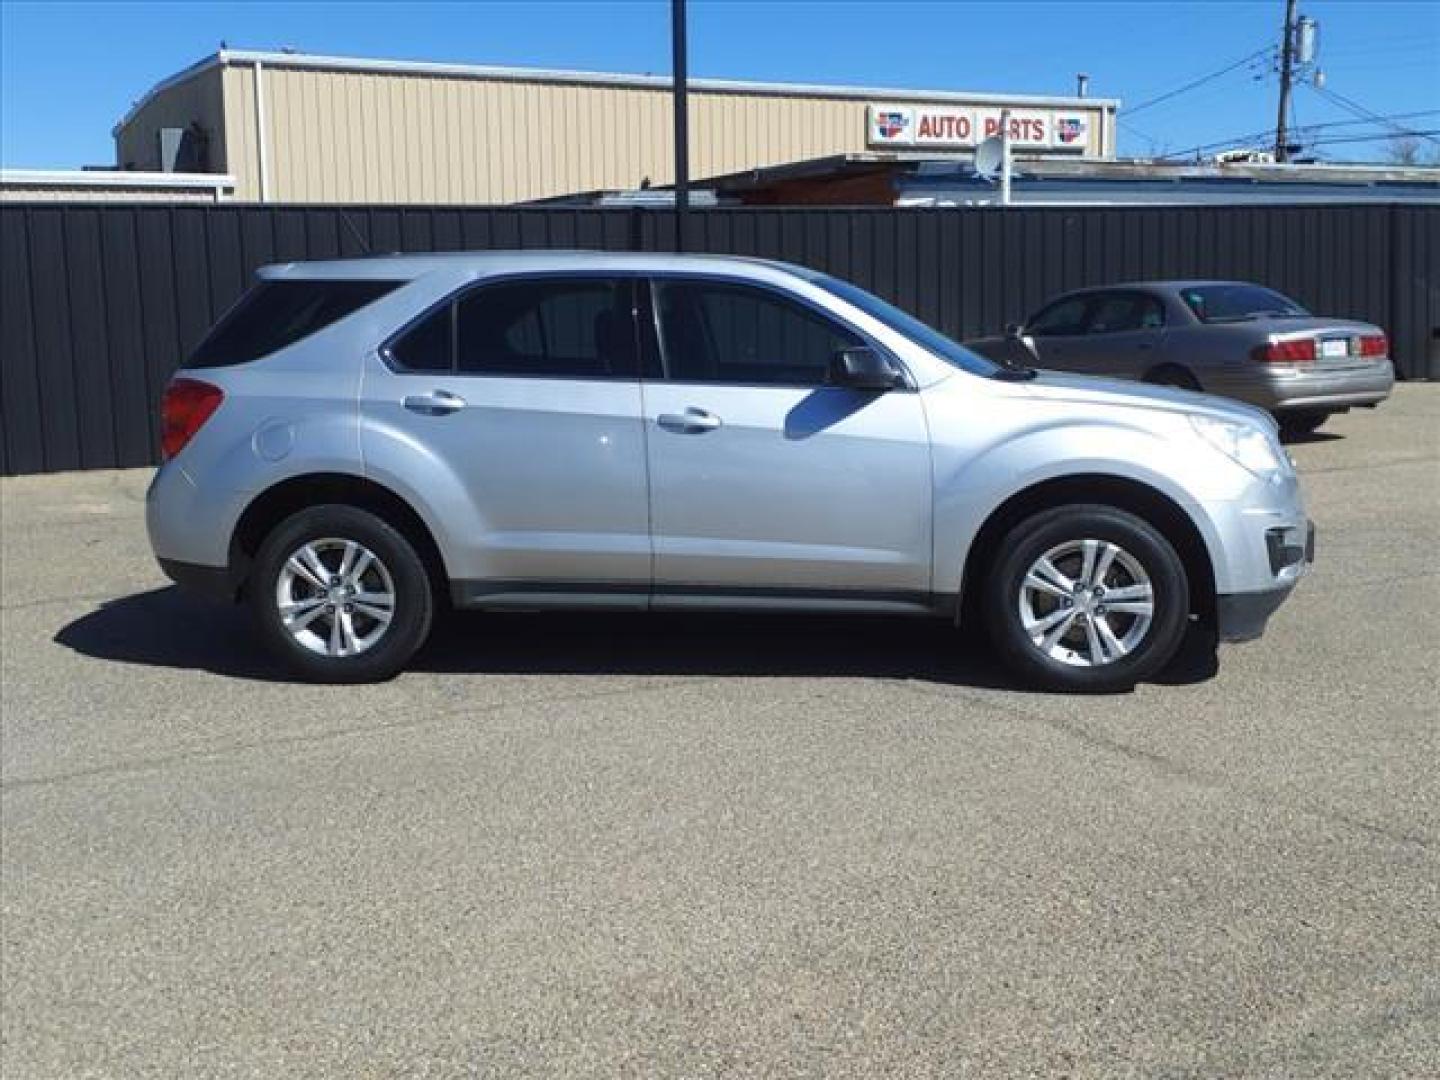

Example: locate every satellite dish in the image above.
[973,136,1004,180]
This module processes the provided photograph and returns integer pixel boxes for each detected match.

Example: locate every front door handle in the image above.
[403,389,466,416]
[657,408,722,434]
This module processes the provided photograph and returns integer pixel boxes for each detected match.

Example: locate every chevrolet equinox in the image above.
[147,252,1314,690]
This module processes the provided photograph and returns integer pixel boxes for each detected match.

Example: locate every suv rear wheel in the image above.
[249,505,434,683]
[982,504,1190,692]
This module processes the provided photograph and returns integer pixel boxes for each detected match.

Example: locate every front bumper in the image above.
[1215,519,1314,642]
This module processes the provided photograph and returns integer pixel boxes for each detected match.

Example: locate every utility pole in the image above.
[671,0,689,251]
[1274,0,1298,162]
[998,109,1012,206]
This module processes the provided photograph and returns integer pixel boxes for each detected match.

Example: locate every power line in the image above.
[1306,129,1440,148]
[1116,116,1167,156]
[1159,110,1440,161]
[1295,109,1440,133]
[1307,83,1440,146]
[1123,46,1277,117]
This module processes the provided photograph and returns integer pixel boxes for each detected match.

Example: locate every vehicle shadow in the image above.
[53,586,1217,691]
[1278,429,1344,446]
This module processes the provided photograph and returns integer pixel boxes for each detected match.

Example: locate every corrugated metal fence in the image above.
[2,202,1436,475]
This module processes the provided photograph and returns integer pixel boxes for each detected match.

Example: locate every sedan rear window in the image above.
[1180,284,1308,324]
[188,279,399,368]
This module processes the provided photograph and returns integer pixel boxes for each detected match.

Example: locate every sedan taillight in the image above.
[1358,333,1388,358]
[1253,338,1316,364]
[160,378,224,460]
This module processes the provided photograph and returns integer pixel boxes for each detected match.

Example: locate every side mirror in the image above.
[1004,322,1023,340]
[828,347,904,391]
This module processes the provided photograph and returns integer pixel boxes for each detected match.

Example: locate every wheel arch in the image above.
[958,473,1218,629]
[1143,363,1202,390]
[230,473,449,602]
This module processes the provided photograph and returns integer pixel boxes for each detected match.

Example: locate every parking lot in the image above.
[1,384,1436,1077]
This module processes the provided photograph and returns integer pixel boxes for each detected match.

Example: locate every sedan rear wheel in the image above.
[1144,365,1201,391]
[1277,411,1330,440]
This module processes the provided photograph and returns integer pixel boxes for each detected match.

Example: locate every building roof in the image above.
[701,152,1440,188]
[115,48,1119,135]
[690,152,1440,206]
[0,168,236,190]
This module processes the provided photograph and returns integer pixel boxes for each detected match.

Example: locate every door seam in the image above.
[636,376,657,613]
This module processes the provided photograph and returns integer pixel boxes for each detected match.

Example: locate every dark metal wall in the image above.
[2,202,1436,475]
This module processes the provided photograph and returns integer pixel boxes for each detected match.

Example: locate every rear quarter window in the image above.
[187,279,399,368]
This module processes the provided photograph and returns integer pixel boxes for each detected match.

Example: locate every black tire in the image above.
[981,504,1190,692]
[1277,411,1329,440]
[248,504,434,683]
[1144,365,1201,391]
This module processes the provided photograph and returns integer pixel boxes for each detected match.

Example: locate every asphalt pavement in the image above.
[2,385,1437,1078]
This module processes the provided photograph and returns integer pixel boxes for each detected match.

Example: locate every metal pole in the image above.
[1274,0,1298,162]
[671,0,689,251]
[999,109,1012,206]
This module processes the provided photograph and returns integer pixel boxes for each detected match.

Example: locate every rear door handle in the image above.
[403,389,466,415]
[657,408,722,434]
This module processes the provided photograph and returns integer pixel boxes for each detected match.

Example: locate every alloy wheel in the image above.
[275,537,397,657]
[1017,538,1155,668]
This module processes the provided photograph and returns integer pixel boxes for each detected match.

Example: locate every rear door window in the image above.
[455,278,639,378]
[1084,293,1166,334]
[188,279,399,368]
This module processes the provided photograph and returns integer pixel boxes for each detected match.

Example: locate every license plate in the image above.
[1319,338,1349,359]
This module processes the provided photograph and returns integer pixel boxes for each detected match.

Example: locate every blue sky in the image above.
[2,0,1437,168]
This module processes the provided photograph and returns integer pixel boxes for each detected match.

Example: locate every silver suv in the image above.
[147,252,1313,691]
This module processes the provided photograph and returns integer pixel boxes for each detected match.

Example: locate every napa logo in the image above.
[1055,116,1087,145]
[869,106,914,144]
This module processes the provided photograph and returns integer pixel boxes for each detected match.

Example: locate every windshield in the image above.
[804,272,1006,378]
[1179,284,1309,324]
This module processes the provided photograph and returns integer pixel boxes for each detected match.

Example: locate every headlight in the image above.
[1190,415,1292,483]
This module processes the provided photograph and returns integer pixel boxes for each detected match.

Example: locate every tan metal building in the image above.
[115,49,1119,205]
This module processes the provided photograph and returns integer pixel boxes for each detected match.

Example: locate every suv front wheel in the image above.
[249,505,435,683]
[982,504,1190,692]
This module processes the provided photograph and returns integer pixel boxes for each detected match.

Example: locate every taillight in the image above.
[1253,338,1316,364]
[160,378,224,460]
[1358,333,1388,358]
